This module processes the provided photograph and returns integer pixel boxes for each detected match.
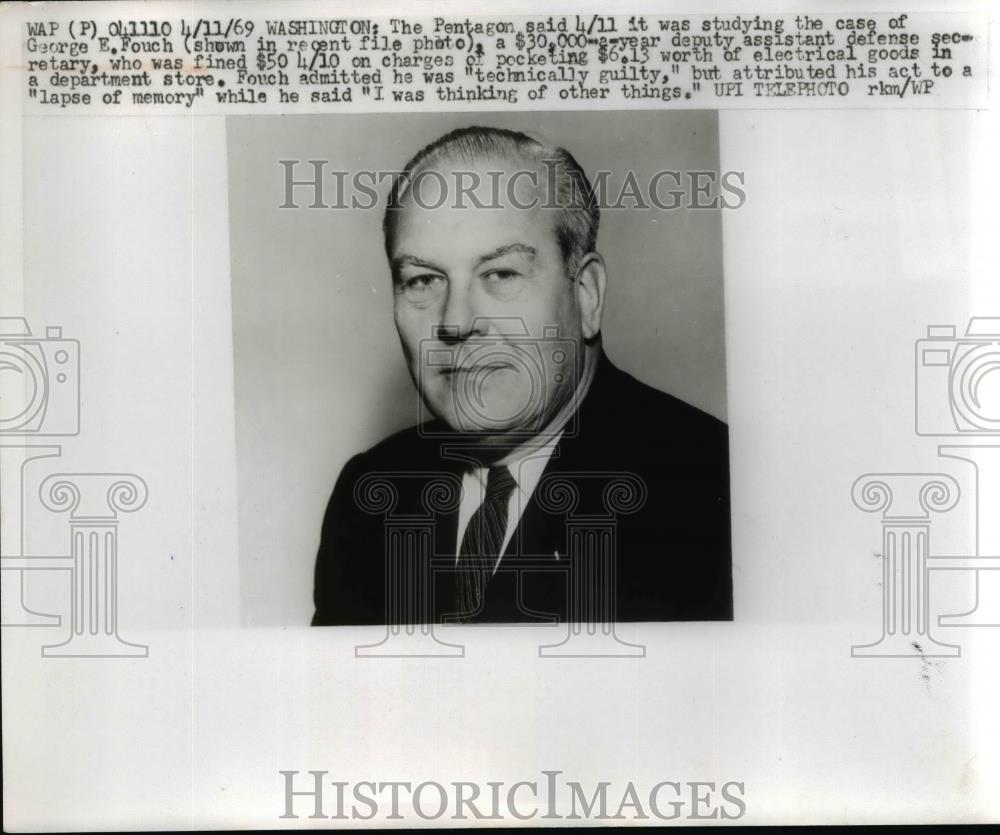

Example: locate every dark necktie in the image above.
[455,466,518,619]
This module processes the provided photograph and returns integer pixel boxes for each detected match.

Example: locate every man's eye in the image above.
[482,270,520,282]
[401,274,444,292]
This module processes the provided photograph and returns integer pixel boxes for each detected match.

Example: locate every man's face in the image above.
[390,158,584,438]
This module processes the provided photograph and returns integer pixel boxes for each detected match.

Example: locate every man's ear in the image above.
[573,252,607,340]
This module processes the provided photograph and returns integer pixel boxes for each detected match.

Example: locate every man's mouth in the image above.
[439,362,516,375]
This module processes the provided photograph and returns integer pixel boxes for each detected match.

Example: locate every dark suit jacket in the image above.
[313,352,732,625]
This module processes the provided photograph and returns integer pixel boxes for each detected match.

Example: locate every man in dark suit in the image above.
[313,126,731,626]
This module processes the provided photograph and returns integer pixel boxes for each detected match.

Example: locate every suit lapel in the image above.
[500,350,623,563]
[504,487,565,561]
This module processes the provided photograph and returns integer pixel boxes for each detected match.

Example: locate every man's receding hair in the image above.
[383,126,600,276]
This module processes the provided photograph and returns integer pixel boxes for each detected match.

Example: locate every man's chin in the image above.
[443,419,538,439]
[428,404,544,440]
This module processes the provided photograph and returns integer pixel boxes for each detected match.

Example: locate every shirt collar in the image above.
[504,430,562,500]
[467,429,561,501]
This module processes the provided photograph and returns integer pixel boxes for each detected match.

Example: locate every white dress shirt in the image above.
[455,431,563,571]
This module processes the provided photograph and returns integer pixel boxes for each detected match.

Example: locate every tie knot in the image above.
[484,466,517,501]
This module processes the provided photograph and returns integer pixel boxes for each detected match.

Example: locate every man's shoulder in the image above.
[619,366,724,433]
[352,422,424,462]
[339,421,446,475]
[585,356,728,450]
[334,420,466,497]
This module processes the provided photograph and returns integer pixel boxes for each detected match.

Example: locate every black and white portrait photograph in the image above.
[228,111,733,627]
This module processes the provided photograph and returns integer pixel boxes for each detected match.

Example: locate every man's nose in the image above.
[438,282,484,343]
